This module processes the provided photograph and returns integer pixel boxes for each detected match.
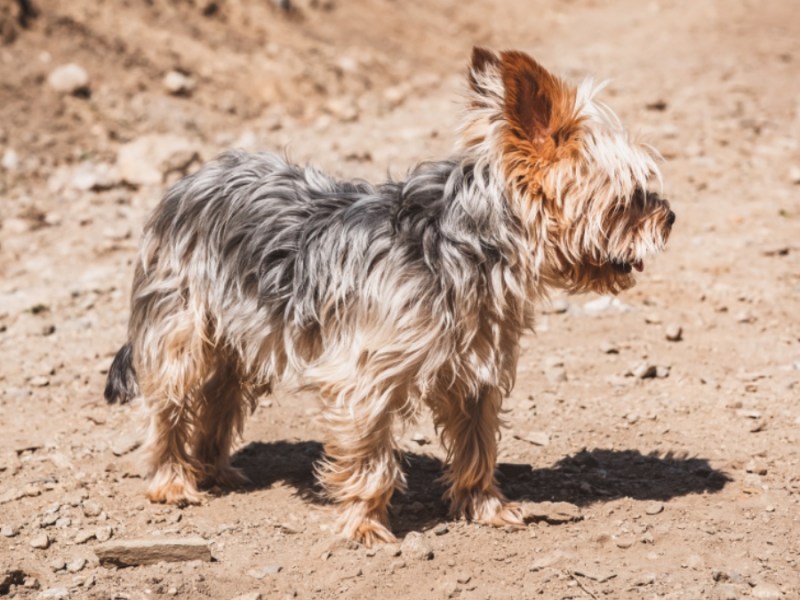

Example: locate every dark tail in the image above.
[104,342,139,404]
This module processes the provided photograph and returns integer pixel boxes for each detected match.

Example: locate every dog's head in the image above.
[461,47,674,294]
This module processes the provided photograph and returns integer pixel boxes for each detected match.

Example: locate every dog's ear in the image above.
[500,51,571,146]
[468,47,502,105]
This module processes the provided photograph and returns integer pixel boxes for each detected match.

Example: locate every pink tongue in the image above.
[633,260,644,272]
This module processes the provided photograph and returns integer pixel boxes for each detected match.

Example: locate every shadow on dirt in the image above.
[231,442,730,535]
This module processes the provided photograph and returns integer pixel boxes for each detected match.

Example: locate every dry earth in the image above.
[1,0,799,598]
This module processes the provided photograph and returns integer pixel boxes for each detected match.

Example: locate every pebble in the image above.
[751,583,782,599]
[66,558,86,573]
[50,559,67,572]
[116,134,199,187]
[231,594,263,600]
[599,340,619,354]
[615,536,635,549]
[400,531,434,560]
[74,530,96,544]
[432,524,449,536]
[247,564,282,579]
[2,148,19,170]
[29,376,50,387]
[163,70,195,96]
[789,166,800,184]
[665,324,683,341]
[632,363,658,379]
[644,501,665,515]
[96,526,112,541]
[30,533,50,549]
[82,500,102,518]
[1,525,18,537]
[734,309,755,324]
[47,63,89,94]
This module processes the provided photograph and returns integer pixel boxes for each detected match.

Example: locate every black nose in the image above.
[666,210,676,227]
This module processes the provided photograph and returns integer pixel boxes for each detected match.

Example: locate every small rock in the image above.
[633,573,656,586]
[50,559,66,572]
[74,530,96,545]
[789,166,800,185]
[751,583,782,599]
[644,314,662,325]
[655,365,671,379]
[82,500,102,518]
[736,408,762,419]
[116,134,199,187]
[39,588,69,599]
[2,148,19,171]
[523,501,582,524]
[95,537,211,567]
[599,340,619,354]
[47,63,89,95]
[615,536,635,549]
[632,363,658,379]
[665,324,683,341]
[247,564,282,579]
[714,583,739,600]
[411,432,430,446]
[734,310,755,324]
[644,502,664,515]
[30,533,50,549]
[1,525,18,537]
[382,543,401,557]
[94,525,114,542]
[29,376,50,387]
[163,70,195,96]
[400,531,434,561]
[66,558,86,573]
[432,524,449,536]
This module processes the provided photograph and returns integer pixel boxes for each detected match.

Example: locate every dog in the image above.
[104,47,674,545]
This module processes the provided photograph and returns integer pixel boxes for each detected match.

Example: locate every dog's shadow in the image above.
[231,441,730,536]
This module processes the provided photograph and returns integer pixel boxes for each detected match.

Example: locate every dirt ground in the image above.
[1,0,799,598]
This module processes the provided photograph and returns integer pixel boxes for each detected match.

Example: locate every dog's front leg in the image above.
[436,386,524,528]
[317,384,406,546]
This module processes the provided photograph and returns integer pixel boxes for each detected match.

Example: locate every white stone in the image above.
[47,64,89,94]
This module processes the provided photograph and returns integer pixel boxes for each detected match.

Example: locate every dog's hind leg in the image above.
[136,313,209,506]
[317,378,406,546]
[191,360,254,489]
[433,386,524,528]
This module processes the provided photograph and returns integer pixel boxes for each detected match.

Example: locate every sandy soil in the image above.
[1,0,799,598]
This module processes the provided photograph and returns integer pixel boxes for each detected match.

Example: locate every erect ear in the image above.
[467,46,502,105]
[499,51,568,146]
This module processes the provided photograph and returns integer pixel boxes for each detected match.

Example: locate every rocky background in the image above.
[1,0,799,598]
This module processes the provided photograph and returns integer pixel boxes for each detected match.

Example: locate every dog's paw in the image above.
[147,469,202,506]
[450,490,525,529]
[337,501,397,547]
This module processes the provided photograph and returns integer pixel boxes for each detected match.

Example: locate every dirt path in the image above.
[1,0,799,598]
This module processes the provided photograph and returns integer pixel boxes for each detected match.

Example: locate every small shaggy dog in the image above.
[105,47,674,545]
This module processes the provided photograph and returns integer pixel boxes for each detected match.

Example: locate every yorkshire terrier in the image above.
[105,47,674,545]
